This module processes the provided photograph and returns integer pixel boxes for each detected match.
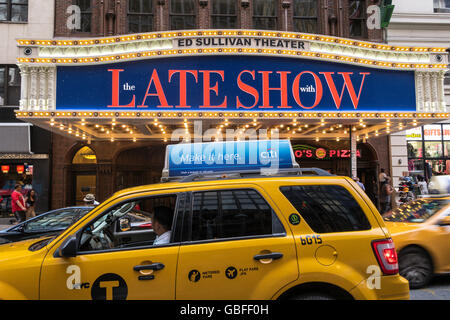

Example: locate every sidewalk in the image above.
[0,217,14,231]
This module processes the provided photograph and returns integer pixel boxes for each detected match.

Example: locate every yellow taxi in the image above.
[383,196,450,289]
[0,170,409,300]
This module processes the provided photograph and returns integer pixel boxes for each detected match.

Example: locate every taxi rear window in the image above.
[280,185,371,233]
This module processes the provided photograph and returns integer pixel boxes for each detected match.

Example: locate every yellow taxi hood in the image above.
[384,221,423,236]
[0,237,51,262]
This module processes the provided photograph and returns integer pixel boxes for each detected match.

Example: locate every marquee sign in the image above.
[173,36,309,51]
[56,55,416,112]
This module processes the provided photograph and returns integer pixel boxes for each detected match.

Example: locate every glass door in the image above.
[74,174,97,206]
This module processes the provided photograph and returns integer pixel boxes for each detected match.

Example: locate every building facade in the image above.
[11,0,449,213]
[0,0,54,217]
[386,0,450,185]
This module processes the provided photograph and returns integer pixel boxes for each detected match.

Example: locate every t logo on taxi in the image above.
[91,273,128,300]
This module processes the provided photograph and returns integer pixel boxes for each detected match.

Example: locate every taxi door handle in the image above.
[253,252,283,261]
[134,263,165,272]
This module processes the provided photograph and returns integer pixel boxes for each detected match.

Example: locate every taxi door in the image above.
[175,185,299,300]
[39,244,179,300]
[39,192,184,300]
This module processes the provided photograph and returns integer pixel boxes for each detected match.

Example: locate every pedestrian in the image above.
[11,184,27,223]
[83,193,99,206]
[352,176,365,191]
[417,175,429,195]
[25,189,37,220]
[379,168,387,184]
[380,177,394,214]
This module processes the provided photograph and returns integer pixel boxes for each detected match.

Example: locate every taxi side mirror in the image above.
[58,236,78,258]
[438,216,450,227]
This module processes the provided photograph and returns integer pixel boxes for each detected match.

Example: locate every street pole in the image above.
[349,125,357,178]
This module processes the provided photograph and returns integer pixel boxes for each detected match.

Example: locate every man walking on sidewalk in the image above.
[11,184,27,223]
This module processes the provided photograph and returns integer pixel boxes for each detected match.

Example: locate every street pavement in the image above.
[410,275,450,300]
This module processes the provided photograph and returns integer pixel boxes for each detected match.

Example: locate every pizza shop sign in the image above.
[294,145,362,160]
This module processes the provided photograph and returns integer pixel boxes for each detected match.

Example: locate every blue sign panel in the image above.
[163,140,297,178]
[56,55,416,112]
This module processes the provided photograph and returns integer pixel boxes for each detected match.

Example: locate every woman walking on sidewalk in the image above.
[26,189,37,220]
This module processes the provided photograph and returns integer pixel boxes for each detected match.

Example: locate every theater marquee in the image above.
[56,55,416,112]
[14,30,449,142]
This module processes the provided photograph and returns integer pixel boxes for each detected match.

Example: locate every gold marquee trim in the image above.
[16,30,448,70]
[15,110,450,120]
[16,47,447,70]
[17,30,448,52]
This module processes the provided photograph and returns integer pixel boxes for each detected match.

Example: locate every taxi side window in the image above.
[77,195,177,253]
[184,189,285,242]
[280,185,371,233]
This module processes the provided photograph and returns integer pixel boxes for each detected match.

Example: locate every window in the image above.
[17,208,91,233]
[0,65,20,106]
[72,146,97,164]
[185,189,284,242]
[444,71,450,86]
[293,0,318,33]
[426,159,448,175]
[74,0,91,32]
[170,0,196,30]
[211,0,237,29]
[128,0,153,33]
[78,195,177,252]
[253,0,277,30]
[0,0,28,22]
[424,141,443,158]
[444,141,450,157]
[0,162,33,218]
[407,141,423,158]
[280,185,371,233]
[349,0,367,38]
[434,0,450,12]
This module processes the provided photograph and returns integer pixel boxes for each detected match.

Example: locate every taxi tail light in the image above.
[371,239,399,275]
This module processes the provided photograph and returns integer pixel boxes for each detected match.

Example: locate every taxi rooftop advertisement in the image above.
[56,55,416,112]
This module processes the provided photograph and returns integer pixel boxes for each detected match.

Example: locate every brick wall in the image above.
[54,0,382,42]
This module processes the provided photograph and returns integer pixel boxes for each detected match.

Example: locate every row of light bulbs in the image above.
[49,116,421,143]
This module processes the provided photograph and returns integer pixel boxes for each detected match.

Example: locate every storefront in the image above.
[0,113,51,217]
[14,30,449,208]
[406,123,450,179]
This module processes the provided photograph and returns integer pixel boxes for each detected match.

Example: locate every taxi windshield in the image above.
[383,198,449,223]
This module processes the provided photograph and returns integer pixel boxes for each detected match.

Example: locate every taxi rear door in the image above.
[175,184,298,299]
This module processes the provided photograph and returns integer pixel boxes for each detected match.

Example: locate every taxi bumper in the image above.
[350,274,410,300]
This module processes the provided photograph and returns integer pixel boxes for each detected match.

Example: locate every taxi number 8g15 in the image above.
[300,235,322,245]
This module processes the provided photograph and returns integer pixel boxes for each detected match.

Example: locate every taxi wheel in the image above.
[399,247,433,289]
